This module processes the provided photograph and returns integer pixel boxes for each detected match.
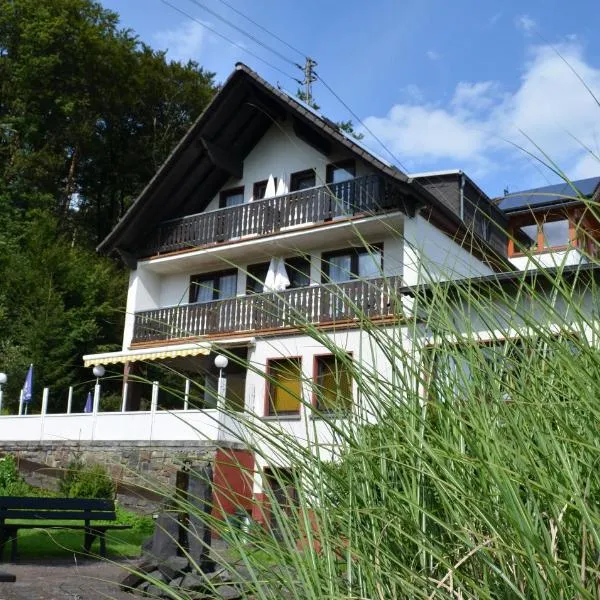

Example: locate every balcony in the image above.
[140,174,407,258]
[132,276,404,344]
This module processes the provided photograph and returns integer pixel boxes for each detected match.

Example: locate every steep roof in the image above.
[497,176,600,213]
[98,63,513,271]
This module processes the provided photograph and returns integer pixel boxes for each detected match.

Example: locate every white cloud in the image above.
[426,50,440,61]
[361,42,600,186]
[515,14,537,34]
[489,12,502,26]
[154,21,206,63]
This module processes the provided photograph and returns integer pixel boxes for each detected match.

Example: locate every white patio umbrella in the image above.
[263,174,276,199]
[263,257,290,292]
[275,174,287,196]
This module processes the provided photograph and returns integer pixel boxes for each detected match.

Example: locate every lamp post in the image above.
[0,373,6,414]
[214,354,229,408]
[92,365,105,414]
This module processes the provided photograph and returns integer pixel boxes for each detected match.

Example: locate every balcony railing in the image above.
[132,276,404,344]
[140,174,406,257]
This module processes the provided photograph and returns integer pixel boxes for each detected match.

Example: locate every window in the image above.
[284,257,311,289]
[542,219,570,248]
[267,358,302,415]
[314,354,352,412]
[290,169,316,191]
[246,262,270,294]
[189,270,237,303]
[219,187,244,208]
[514,216,572,255]
[247,257,311,294]
[326,160,355,184]
[253,179,278,200]
[322,245,383,283]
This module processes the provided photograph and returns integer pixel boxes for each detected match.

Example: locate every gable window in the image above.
[253,179,277,201]
[266,358,302,416]
[190,269,237,303]
[247,257,311,294]
[322,245,383,283]
[326,160,355,184]
[219,187,244,209]
[290,169,316,192]
[314,354,352,413]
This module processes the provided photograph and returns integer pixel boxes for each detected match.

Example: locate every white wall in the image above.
[203,120,374,211]
[123,267,162,348]
[510,248,587,271]
[403,214,494,285]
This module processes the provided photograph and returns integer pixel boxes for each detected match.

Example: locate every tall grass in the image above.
[126,180,600,599]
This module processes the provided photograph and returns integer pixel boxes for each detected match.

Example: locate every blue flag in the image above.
[84,392,93,413]
[22,364,33,404]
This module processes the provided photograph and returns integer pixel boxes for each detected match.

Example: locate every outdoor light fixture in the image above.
[214,355,229,370]
[92,365,106,378]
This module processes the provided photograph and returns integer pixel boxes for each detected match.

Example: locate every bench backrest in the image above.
[0,497,117,521]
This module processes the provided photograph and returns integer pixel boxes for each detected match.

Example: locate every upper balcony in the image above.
[139,174,408,259]
[131,276,405,345]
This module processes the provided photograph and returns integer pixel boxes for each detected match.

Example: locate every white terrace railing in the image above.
[0,382,246,444]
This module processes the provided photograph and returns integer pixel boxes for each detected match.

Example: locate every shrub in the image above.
[60,460,115,499]
[0,454,29,496]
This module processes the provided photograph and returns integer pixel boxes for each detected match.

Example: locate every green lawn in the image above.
[5,510,154,560]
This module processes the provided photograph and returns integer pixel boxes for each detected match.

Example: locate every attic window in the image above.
[220,187,244,208]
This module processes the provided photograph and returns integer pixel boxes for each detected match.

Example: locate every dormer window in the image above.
[220,187,244,208]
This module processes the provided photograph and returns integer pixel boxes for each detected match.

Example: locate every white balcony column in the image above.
[184,378,190,411]
[149,381,159,441]
[40,387,49,441]
[121,382,128,412]
[0,373,6,415]
[66,386,73,414]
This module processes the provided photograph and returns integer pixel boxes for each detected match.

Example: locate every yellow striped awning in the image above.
[83,342,211,367]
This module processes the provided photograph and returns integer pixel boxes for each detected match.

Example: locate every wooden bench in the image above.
[0,497,132,561]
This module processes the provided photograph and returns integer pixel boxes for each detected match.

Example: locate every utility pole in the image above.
[302,57,318,106]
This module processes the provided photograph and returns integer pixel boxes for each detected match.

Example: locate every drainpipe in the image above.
[459,172,466,222]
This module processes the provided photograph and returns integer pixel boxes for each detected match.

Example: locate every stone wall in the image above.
[0,440,244,513]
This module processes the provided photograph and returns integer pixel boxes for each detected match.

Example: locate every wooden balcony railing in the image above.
[132,276,404,344]
[140,174,406,257]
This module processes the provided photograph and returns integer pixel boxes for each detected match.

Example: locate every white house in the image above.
[7,63,597,524]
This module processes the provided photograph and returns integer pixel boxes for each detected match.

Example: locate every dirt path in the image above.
[0,558,137,600]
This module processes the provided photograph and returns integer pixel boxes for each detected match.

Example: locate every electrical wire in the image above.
[315,72,410,172]
[212,0,307,60]
[185,0,303,69]
[159,0,302,84]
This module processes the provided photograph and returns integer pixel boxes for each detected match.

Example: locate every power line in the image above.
[211,0,307,61]
[315,72,410,172]
[185,0,302,69]
[159,0,302,83]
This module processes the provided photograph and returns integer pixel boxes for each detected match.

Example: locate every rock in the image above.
[137,557,159,573]
[141,534,154,555]
[215,584,242,599]
[181,573,206,592]
[158,555,189,580]
[187,464,215,573]
[151,511,180,559]
[147,569,168,583]
[119,571,147,592]
[146,584,164,597]
[138,581,150,593]
[169,576,183,588]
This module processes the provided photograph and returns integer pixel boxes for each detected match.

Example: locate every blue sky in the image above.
[102,0,600,198]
